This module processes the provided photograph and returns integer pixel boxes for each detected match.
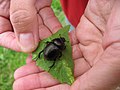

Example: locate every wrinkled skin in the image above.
[0,0,120,90]
[0,0,61,52]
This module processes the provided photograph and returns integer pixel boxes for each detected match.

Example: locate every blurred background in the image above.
[0,1,66,90]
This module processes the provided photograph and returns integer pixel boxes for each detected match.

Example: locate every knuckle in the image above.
[10,10,34,28]
[36,0,52,10]
[13,79,24,90]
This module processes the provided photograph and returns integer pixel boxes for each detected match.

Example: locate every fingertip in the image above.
[10,0,39,53]
[26,54,34,64]
[14,62,39,80]
[18,33,38,53]
[69,30,79,45]
[39,7,62,34]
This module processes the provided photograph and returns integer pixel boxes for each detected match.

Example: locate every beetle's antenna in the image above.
[48,59,56,72]
[38,50,44,58]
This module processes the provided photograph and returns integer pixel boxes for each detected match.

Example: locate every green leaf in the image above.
[32,25,75,85]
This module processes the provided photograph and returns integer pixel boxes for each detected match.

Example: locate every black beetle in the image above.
[36,37,66,70]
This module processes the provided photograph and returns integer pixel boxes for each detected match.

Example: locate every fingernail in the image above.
[19,33,35,53]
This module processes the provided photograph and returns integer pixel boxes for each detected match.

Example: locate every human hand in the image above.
[71,0,120,89]
[13,29,85,90]
[0,0,61,53]
[13,0,120,90]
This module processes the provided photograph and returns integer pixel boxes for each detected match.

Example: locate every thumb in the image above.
[10,0,39,53]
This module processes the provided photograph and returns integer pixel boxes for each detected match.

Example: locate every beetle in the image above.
[36,37,66,70]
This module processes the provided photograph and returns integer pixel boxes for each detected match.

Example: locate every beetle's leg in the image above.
[38,50,44,58]
[34,50,44,61]
[48,59,56,72]
[59,52,62,58]
[63,45,66,50]
[46,41,50,44]
[43,41,50,44]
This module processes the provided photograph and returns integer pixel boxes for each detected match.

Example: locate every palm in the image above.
[13,0,120,90]
[71,0,120,89]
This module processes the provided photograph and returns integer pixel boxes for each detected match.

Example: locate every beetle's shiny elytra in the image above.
[36,37,66,70]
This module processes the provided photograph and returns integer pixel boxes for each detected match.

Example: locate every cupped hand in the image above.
[0,0,61,53]
[13,0,120,90]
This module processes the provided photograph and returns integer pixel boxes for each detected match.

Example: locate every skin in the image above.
[0,0,120,90]
[0,0,61,52]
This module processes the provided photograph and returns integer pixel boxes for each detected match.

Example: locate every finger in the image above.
[103,0,120,49]
[71,2,120,89]
[72,44,120,89]
[13,58,90,90]
[26,54,33,64]
[74,58,90,77]
[34,88,45,90]
[14,62,41,80]
[0,0,10,18]
[0,16,18,51]
[26,54,44,71]
[39,7,62,34]
[76,15,103,66]
[35,0,52,40]
[38,15,52,40]
[69,30,79,45]
[39,24,52,40]
[0,32,21,51]
[13,72,59,90]
[35,0,52,11]
[0,17,12,34]
[34,84,70,90]
[73,1,119,89]
[10,0,39,53]
[14,55,44,80]
[46,84,70,90]
[69,30,82,59]
[72,44,83,60]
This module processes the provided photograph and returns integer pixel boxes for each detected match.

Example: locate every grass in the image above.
[0,1,65,90]
[0,48,27,90]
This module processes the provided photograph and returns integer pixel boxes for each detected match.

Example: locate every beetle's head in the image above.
[60,37,66,42]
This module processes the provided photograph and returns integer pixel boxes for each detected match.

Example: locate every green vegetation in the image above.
[0,48,27,90]
[0,1,65,90]
[33,25,74,85]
